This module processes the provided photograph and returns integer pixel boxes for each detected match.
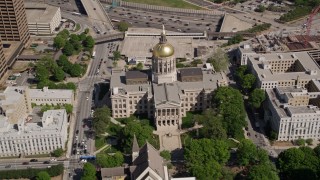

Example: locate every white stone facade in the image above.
[29,87,74,105]
[0,109,68,157]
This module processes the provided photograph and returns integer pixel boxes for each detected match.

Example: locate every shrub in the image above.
[306,138,313,145]
[295,138,305,146]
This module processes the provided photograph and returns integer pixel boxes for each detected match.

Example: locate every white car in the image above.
[81,159,87,163]
[50,158,57,161]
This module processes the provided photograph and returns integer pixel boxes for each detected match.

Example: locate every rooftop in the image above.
[25,3,60,24]
[101,167,126,178]
[179,68,203,77]
[29,87,73,100]
[153,83,181,107]
[125,70,148,80]
[249,51,320,81]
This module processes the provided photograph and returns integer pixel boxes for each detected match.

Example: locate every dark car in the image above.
[76,130,79,134]
[73,149,77,155]
[78,142,81,147]
[30,159,38,162]
[73,143,77,148]
[93,8,96,10]
[43,161,50,164]
[22,162,29,165]
[5,165,11,168]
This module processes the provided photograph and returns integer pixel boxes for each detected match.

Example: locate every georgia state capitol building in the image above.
[110,27,228,150]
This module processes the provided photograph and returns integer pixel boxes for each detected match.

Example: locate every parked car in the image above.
[43,161,50,164]
[22,162,29,165]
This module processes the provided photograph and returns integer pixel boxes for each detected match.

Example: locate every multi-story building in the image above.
[0,109,68,157]
[247,52,320,90]
[0,86,71,157]
[0,0,30,46]
[29,86,74,105]
[110,27,228,134]
[265,86,320,141]
[25,3,61,35]
[0,37,7,81]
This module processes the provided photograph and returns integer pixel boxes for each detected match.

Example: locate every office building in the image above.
[247,51,320,90]
[265,85,320,141]
[29,86,74,105]
[0,0,30,45]
[0,38,7,81]
[25,3,61,35]
[0,109,68,157]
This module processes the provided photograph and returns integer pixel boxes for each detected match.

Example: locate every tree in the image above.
[113,51,121,61]
[83,35,95,49]
[53,67,65,82]
[213,87,247,139]
[247,163,279,180]
[57,29,70,39]
[51,148,63,157]
[62,42,74,56]
[227,34,243,45]
[295,138,305,146]
[36,171,51,180]
[241,74,256,91]
[184,139,230,180]
[206,48,229,72]
[93,106,111,135]
[69,64,83,77]
[120,119,156,153]
[306,138,313,145]
[237,139,268,166]
[197,110,227,140]
[82,162,96,180]
[277,147,320,180]
[314,144,320,158]
[249,88,266,109]
[117,21,129,32]
[35,65,50,82]
[96,152,124,168]
[160,150,171,161]
[64,104,73,114]
[53,36,66,50]
[78,32,87,41]
[255,5,266,12]
[84,28,90,34]
[136,62,143,70]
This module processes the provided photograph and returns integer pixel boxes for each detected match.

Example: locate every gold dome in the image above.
[153,43,174,57]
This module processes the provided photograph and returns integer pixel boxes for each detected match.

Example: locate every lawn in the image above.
[123,0,202,10]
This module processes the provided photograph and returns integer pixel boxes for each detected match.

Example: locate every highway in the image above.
[81,0,114,35]
[106,6,223,33]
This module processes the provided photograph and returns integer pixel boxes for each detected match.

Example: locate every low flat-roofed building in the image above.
[25,3,61,35]
[248,51,320,90]
[101,167,127,180]
[29,86,74,105]
[0,109,68,157]
[2,41,24,68]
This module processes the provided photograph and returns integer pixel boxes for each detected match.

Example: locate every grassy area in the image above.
[25,153,50,158]
[95,136,106,149]
[182,111,201,129]
[75,23,81,31]
[123,0,202,10]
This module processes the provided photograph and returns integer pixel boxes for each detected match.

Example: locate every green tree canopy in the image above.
[63,41,74,56]
[53,67,65,82]
[197,110,227,140]
[69,64,83,77]
[120,119,156,153]
[53,36,66,49]
[241,74,256,90]
[64,104,73,114]
[93,106,111,135]
[237,139,268,166]
[36,171,51,180]
[118,21,129,32]
[249,88,266,109]
[255,5,266,12]
[160,150,171,161]
[51,148,63,157]
[206,48,229,72]
[136,62,143,70]
[57,29,70,39]
[247,163,279,180]
[96,152,124,168]
[83,35,95,49]
[184,138,230,180]
[277,147,320,180]
[82,162,96,180]
[113,51,121,61]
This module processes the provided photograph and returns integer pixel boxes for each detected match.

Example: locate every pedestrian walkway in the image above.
[93,144,110,155]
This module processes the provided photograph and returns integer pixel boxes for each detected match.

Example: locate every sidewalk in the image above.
[93,144,110,155]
